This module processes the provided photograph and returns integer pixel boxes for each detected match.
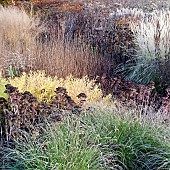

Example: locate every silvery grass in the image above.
[115,9,170,85]
[1,106,169,170]
[109,7,145,18]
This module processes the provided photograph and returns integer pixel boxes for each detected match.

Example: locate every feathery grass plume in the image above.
[0,5,43,75]
[109,7,144,17]
[115,9,170,85]
[8,71,112,105]
[0,5,41,46]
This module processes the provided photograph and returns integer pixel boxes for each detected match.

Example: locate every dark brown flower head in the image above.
[22,91,36,100]
[55,87,67,94]
[0,97,7,104]
[77,93,87,99]
[129,87,137,92]
[29,97,37,102]
[4,84,18,94]
[66,96,75,103]
[166,87,170,97]
[150,81,155,86]
[101,73,107,79]
[23,91,34,96]
[138,84,145,91]
[149,81,155,89]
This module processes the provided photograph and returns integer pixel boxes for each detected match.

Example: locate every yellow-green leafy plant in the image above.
[8,71,112,105]
[0,78,8,99]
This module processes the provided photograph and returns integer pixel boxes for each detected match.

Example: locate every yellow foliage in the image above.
[9,71,112,105]
[0,78,8,99]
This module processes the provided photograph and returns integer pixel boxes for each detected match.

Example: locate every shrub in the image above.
[7,71,111,105]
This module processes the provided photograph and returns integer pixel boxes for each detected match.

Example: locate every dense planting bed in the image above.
[0,0,170,169]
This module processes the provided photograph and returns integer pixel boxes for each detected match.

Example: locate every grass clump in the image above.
[0,5,41,47]
[1,108,170,170]
[1,116,99,170]
[115,9,170,86]
[80,108,170,169]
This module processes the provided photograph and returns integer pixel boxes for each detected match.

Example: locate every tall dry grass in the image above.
[0,5,42,74]
[0,5,41,46]
[31,39,109,78]
[0,5,111,78]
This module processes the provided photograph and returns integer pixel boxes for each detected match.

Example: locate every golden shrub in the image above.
[0,78,8,99]
[8,71,112,105]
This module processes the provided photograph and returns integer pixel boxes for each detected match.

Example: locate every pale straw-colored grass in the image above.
[0,5,41,46]
[116,9,170,85]
[0,5,43,74]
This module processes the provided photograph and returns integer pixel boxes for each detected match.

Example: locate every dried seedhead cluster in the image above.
[98,73,170,117]
[0,84,87,145]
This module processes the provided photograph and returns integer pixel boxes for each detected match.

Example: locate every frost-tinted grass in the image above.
[1,108,170,170]
[1,118,99,170]
[116,9,170,85]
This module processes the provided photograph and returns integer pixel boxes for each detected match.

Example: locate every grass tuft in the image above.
[1,107,170,170]
[115,9,170,85]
